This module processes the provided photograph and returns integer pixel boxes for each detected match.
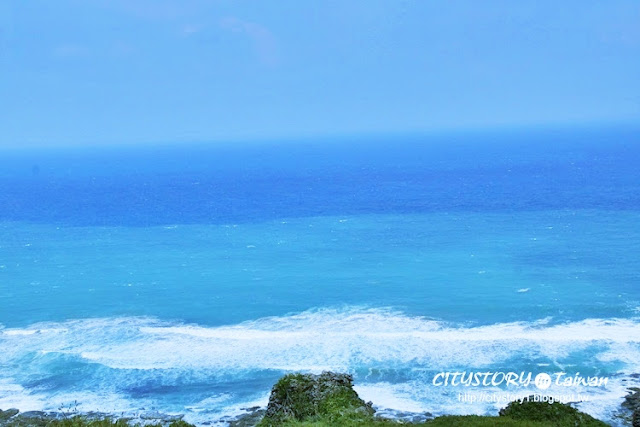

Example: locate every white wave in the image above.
[355,383,427,413]
[2,309,640,372]
[1,308,640,425]
[185,394,233,412]
[0,379,137,415]
[185,391,270,424]
[356,376,640,426]
[572,375,640,425]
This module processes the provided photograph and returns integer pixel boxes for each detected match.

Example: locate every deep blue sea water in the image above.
[1,127,640,425]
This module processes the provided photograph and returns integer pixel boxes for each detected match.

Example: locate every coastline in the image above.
[2,373,638,427]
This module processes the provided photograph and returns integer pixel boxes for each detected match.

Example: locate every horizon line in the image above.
[1,120,639,151]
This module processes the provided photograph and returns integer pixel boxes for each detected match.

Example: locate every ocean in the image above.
[1,126,639,425]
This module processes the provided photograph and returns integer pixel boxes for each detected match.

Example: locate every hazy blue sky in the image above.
[1,1,639,147]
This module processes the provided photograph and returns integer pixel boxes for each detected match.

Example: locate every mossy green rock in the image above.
[259,372,375,426]
[499,397,609,426]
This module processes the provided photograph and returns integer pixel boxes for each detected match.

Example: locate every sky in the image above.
[0,0,639,147]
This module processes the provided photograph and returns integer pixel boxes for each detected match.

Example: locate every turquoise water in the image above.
[1,128,640,424]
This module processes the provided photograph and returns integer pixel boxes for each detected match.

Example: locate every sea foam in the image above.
[1,307,639,424]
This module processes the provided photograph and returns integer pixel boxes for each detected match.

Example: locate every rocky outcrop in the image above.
[259,371,374,425]
[623,387,640,427]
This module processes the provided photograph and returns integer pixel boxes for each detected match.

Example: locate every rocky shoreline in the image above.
[1,372,639,426]
[0,408,189,426]
[622,387,640,427]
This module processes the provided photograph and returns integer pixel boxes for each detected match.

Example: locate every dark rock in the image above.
[623,387,640,427]
[229,408,266,427]
[624,387,640,411]
[85,411,111,418]
[140,411,184,421]
[10,411,54,427]
[141,411,164,420]
[261,371,375,425]
[18,411,47,418]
